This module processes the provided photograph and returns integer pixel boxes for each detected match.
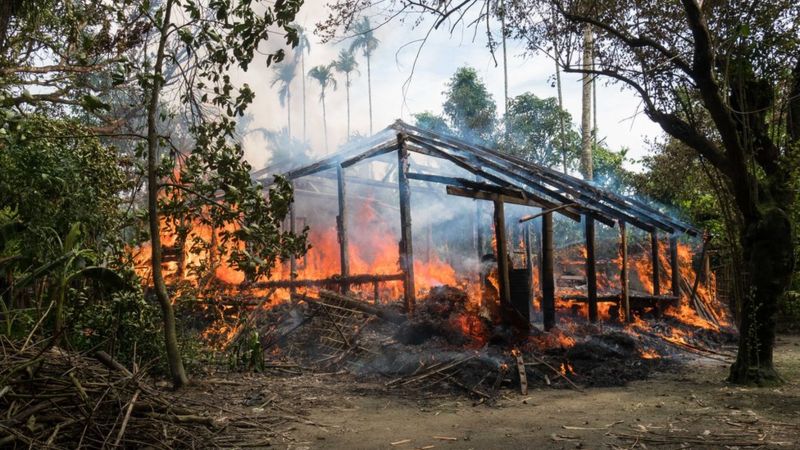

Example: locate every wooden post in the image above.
[703,247,711,293]
[475,199,484,264]
[523,222,534,320]
[524,222,533,274]
[584,216,598,323]
[541,212,555,330]
[397,134,416,313]
[651,230,660,296]
[670,233,680,299]
[532,214,542,294]
[493,199,511,311]
[619,220,631,323]
[336,165,350,293]
[289,183,297,295]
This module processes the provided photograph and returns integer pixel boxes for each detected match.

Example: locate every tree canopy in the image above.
[442,66,498,143]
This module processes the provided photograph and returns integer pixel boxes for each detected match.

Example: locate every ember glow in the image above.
[131,182,730,354]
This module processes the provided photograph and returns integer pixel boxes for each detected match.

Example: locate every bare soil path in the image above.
[191,336,800,449]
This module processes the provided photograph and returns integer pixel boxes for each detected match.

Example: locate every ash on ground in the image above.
[241,286,736,399]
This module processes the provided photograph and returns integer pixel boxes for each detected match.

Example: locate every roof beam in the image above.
[403,140,587,224]
[405,137,618,228]
[409,172,582,221]
[394,121,695,235]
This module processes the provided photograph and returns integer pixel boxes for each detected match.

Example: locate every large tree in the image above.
[535,0,800,385]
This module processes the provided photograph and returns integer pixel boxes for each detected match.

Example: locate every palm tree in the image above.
[333,49,359,137]
[270,58,298,138]
[349,17,380,134]
[291,24,312,141]
[308,64,337,152]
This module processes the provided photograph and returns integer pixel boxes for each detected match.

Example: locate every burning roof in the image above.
[253,119,699,237]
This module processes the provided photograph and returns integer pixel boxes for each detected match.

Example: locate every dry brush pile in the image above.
[0,337,285,448]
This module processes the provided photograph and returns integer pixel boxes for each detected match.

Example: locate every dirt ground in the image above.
[187,336,800,449]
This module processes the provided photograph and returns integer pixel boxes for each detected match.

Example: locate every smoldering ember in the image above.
[3,1,800,449]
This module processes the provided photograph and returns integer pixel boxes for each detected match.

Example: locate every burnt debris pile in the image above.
[236,286,736,399]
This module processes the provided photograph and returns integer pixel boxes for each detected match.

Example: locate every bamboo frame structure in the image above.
[256,120,700,329]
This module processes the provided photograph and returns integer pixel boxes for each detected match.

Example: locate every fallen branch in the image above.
[527,355,584,393]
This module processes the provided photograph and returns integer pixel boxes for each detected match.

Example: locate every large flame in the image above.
[130,186,729,350]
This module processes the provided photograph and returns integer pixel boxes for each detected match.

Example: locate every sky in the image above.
[237,0,664,171]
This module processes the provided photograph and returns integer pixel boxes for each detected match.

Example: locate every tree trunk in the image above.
[728,204,793,385]
[322,91,328,152]
[367,52,373,135]
[146,0,188,389]
[501,0,509,118]
[579,24,593,181]
[551,5,567,173]
[287,88,291,138]
[302,53,307,141]
[346,73,350,137]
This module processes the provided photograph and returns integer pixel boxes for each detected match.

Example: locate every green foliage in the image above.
[143,0,309,288]
[227,324,265,371]
[2,0,309,377]
[348,17,380,58]
[778,290,800,333]
[442,66,497,143]
[413,112,452,135]
[271,59,298,107]
[593,146,632,192]
[71,289,164,367]
[0,114,127,262]
[333,49,359,85]
[499,92,579,168]
[631,139,728,236]
[308,64,337,99]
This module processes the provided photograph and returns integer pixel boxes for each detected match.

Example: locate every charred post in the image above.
[475,187,484,267]
[524,222,533,274]
[670,233,680,299]
[651,230,661,296]
[542,212,555,330]
[336,165,350,292]
[289,181,297,295]
[397,134,416,313]
[493,199,511,310]
[619,220,631,323]
[584,216,598,322]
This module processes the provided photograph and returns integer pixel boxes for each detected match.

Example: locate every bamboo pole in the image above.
[397,134,415,313]
[524,222,533,274]
[585,216,598,322]
[289,181,297,295]
[336,165,350,292]
[670,233,680,300]
[493,199,511,312]
[651,230,660,296]
[619,220,631,323]
[542,212,555,330]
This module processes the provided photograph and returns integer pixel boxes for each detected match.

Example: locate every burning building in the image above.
[248,120,724,333]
